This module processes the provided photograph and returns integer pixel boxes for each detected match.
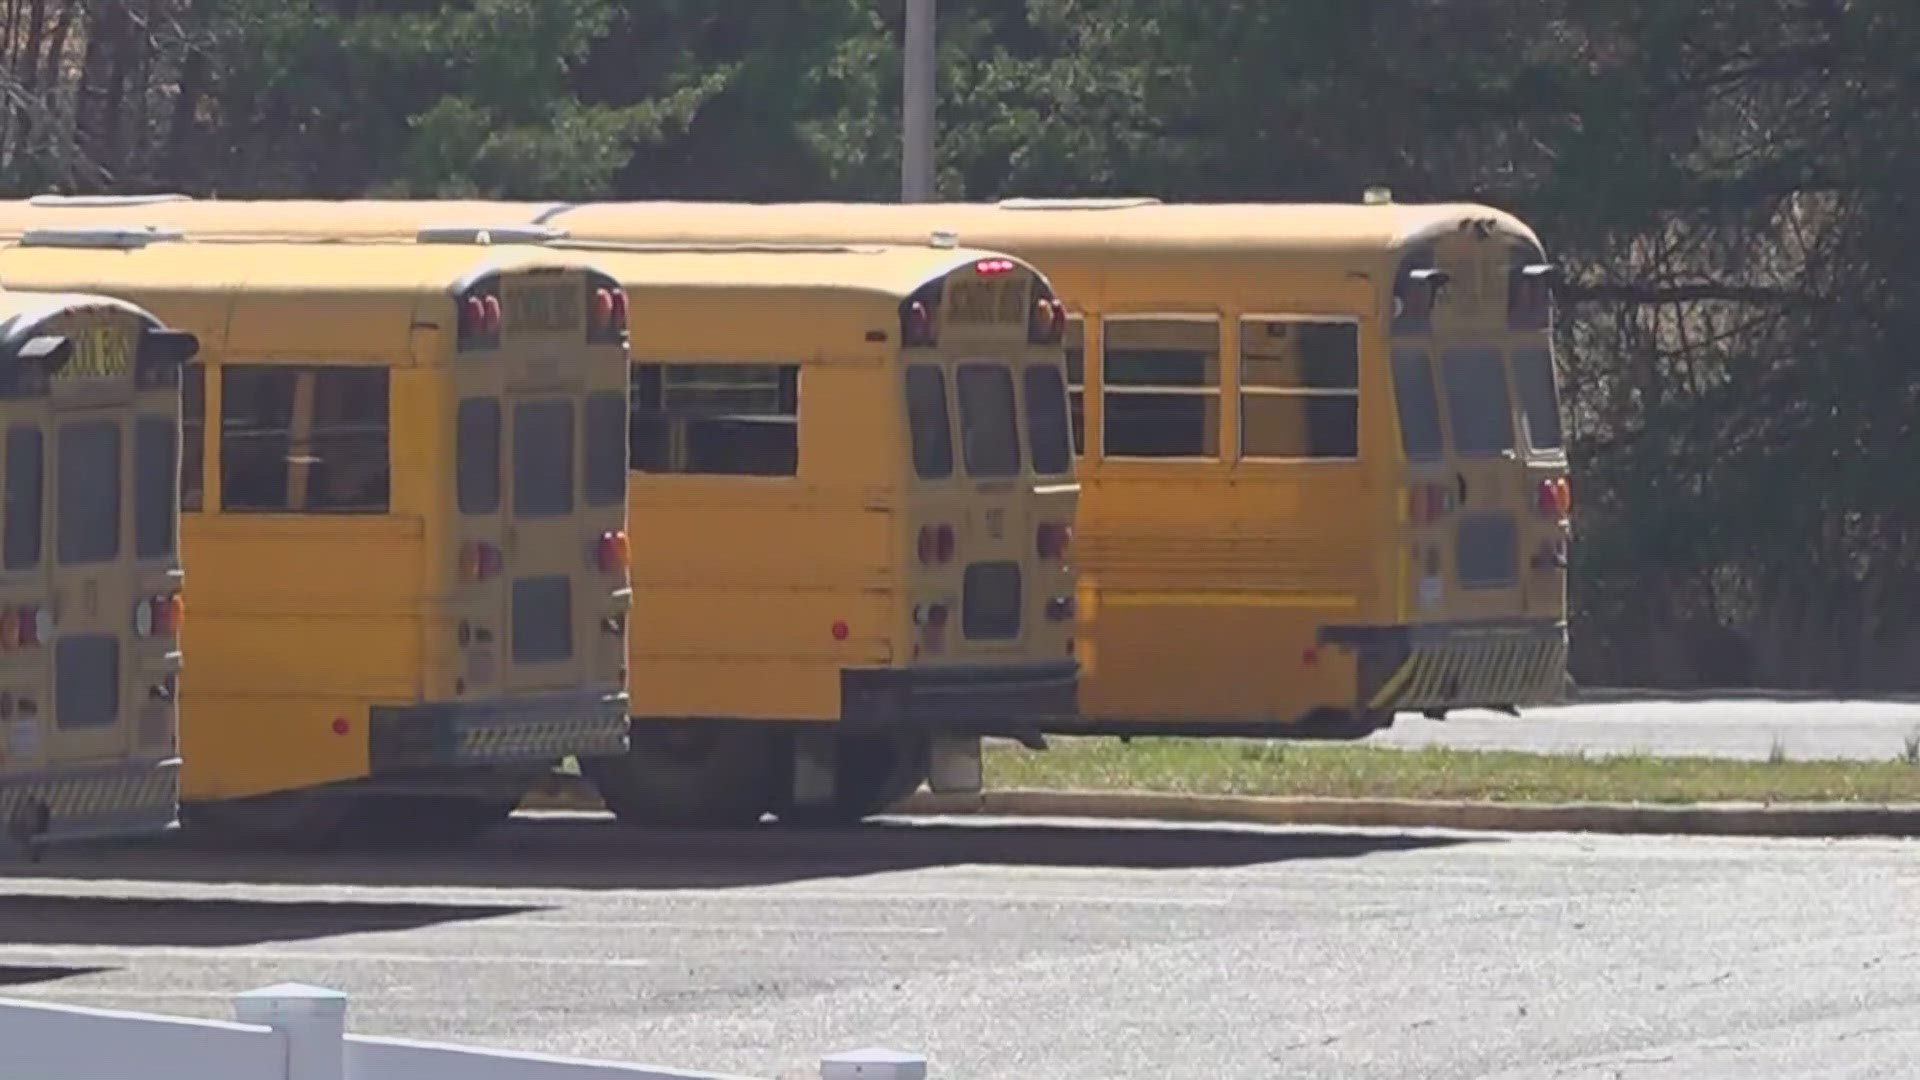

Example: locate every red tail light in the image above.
[596,529,630,573]
[135,594,184,638]
[1028,296,1067,345]
[1537,478,1572,517]
[917,524,957,566]
[461,297,486,335]
[1036,522,1072,562]
[902,300,936,348]
[609,288,629,331]
[1,605,46,649]
[593,287,615,330]
[461,541,505,582]
[974,258,1016,275]
[481,294,503,334]
[1409,482,1455,525]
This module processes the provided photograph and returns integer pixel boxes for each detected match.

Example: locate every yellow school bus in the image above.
[0,227,632,847]
[0,286,197,855]
[541,239,1077,826]
[0,194,1570,738]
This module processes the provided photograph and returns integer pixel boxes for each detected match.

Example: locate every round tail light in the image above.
[596,529,630,572]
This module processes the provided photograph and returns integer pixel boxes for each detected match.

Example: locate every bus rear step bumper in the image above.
[840,661,1079,737]
[1319,619,1570,713]
[1,757,180,849]
[369,689,630,772]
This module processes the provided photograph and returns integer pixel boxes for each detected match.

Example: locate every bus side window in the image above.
[3,424,43,570]
[1239,318,1360,461]
[1101,317,1220,459]
[181,364,204,512]
[631,362,799,478]
[222,366,390,513]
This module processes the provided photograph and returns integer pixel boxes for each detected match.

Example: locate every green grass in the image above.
[981,737,1920,805]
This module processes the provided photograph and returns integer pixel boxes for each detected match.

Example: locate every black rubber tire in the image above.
[771,732,929,828]
[1293,707,1396,741]
[180,789,359,850]
[581,723,778,829]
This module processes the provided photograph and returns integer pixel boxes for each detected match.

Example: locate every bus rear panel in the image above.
[0,294,195,851]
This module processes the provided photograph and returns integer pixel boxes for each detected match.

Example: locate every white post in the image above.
[233,983,348,1080]
[822,1047,929,1080]
[901,0,937,202]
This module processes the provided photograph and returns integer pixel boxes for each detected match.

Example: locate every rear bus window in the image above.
[1239,319,1359,460]
[3,425,42,570]
[513,400,575,517]
[306,369,390,513]
[955,363,1021,478]
[1102,317,1220,458]
[181,364,204,512]
[905,364,953,480]
[1510,346,1564,451]
[456,397,501,514]
[1391,348,1445,460]
[134,415,177,559]
[1440,347,1515,456]
[584,390,627,507]
[631,363,800,477]
[1023,365,1073,476]
[57,419,120,565]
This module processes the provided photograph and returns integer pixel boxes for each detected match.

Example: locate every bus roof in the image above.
[0,195,1544,259]
[545,240,1044,298]
[0,233,598,295]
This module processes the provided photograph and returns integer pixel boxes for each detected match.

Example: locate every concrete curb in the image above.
[518,776,1920,838]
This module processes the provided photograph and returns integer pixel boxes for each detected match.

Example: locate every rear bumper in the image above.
[1319,619,1569,712]
[369,687,630,771]
[841,661,1079,737]
[1,757,179,847]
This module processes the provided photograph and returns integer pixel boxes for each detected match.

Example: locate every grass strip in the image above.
[981,737,1920,804]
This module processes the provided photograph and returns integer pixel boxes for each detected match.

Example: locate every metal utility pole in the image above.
[901,0,936,202]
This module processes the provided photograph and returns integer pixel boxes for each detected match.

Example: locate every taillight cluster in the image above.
[133,593,184,638]
[1407,482,1458,526]
[1029,296,1067,345]
[590,286,629,335]
[459,540,505,582]
[1536,476,1573,518]
[912,602,950,631]
[917,523,956,566]
[1035,522,1072,562]
[459,295,503,337]
[0,604,50,650]
[594,529,629,573]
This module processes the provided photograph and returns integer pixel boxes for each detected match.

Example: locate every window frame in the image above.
[1097,312,1223,461]
[953,360,1023,479]
[217,363,393,516]
[1509,344,1565,454]
[1438,345,1517,458]
[3,423,44,571]
[55,417,122,566]
[1021,363,1074,477]
[1236,314,1362,463]
[628,360,801,479]
[904,362,954,481]
[1390,346,1446,463]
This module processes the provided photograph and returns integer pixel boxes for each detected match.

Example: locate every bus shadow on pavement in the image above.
[0,813,1491,892]
[0,893,544,949]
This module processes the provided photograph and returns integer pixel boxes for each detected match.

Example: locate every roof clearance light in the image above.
[974,258,1016,276]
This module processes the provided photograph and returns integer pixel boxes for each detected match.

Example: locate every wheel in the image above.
[180,789,358,850]
[771,732,929,828]
[335,794,521,848]
[1292,707,1395,741]
[580,723,778,829]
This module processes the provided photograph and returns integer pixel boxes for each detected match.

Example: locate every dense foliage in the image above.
[4,0,1914,689]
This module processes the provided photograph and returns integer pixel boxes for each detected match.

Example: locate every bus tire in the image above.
[338,794,522,848]
[1293,707,1395,741]
[772,732,929,828]
[180,791,358,850]
[581,724,777,830]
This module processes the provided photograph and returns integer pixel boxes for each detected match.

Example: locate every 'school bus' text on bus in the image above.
[0,194,1571,745]
[0,227,633,848]
[0,286,197,855]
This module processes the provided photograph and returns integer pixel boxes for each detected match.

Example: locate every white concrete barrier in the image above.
[0,982,928,1080]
